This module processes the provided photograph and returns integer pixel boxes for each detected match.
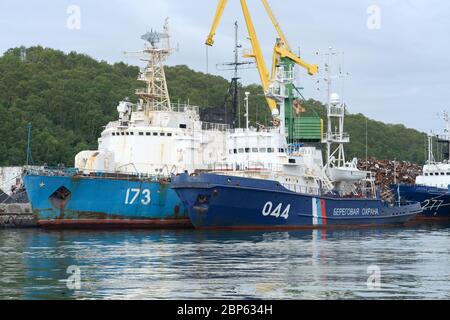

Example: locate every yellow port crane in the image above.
[205,0,319,117]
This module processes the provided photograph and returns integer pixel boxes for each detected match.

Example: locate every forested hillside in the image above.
[0,47,427,166]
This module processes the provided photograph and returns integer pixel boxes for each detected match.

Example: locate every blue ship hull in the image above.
[391,184,450,220]
[23,172,192,229]
[172,173,422,230]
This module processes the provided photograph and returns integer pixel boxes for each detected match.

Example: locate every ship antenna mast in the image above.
[126,18,174,113]
[216,21,254,128]
[438,110,450,141]
[322,48,349,170]
[436,110,450,162]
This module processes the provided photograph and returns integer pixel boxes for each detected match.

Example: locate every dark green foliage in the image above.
[0,47,426,166]
[298,100,427,164]
[0,47,139,166]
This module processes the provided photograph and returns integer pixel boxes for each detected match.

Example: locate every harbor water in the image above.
[1,225,449,300]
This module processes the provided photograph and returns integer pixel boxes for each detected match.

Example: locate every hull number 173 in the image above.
[125,188,151,205]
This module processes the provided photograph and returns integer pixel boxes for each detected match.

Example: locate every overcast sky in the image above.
[1,0,449,134]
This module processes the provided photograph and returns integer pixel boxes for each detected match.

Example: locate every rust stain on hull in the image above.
[37,218,193,230]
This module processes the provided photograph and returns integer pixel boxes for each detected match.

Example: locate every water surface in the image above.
[1,225,449,299]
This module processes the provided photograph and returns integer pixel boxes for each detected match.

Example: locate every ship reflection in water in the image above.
[1,226,450,300]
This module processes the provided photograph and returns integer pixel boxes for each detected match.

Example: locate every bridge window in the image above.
[441,173,445,176]
[112,133,115,136]
[238,148,245,153]
[260,148,267,153]
[245,148,250,153]
[139,132,144,136]
[146,132,151,136]
[233,149,237,154]
[268,148,274,153]
[252,148,258,153]
[167,133,172,137]
[180,124,187,129]
[160,133,166,136]
[153,132,158,136]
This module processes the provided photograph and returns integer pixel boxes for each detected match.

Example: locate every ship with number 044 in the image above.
[172,43,422,230]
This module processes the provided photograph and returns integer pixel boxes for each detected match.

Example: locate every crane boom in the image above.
[205,0,318,117]
[274,45,318,76]
[240,0,277,113]
[260,0,291,52]
[205,0,228,46]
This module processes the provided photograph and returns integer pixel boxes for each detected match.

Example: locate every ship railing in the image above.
[147,103,200,114]
[207,162,284,173]
[322,132,350,142]
[227,127,279,134]
[24,167,168,181]
[328,106,345,117]
[436,134,450,142]
[380,199,421,208]
[202,122,231,132]
[281,183,322,196]
[284,183,365,197]
[24,166,78,177]
[127,101,200,114]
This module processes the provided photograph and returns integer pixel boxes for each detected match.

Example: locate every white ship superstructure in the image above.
[416,112,450,188]
[75,21,227,175]
[209,64,334,195]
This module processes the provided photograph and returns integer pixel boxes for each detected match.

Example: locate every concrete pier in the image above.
[0,203,37,228]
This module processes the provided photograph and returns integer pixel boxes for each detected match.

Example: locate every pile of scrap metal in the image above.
[357,158,422,200]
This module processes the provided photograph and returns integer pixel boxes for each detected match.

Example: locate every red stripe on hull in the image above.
[37,219,193,230]
[320,199,327,225]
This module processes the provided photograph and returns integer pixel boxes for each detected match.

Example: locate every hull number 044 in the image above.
[262,202,290,219]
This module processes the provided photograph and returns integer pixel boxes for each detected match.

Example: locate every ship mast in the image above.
[322,48,349,170]
[131,18,174,113]
[427,134,435,165]
[434,110,450,163]
[216,22,254,128]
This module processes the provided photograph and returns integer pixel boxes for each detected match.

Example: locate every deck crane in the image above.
[205,0,319,122]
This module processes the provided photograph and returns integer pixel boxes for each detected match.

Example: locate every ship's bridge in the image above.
[417,162,450,188]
